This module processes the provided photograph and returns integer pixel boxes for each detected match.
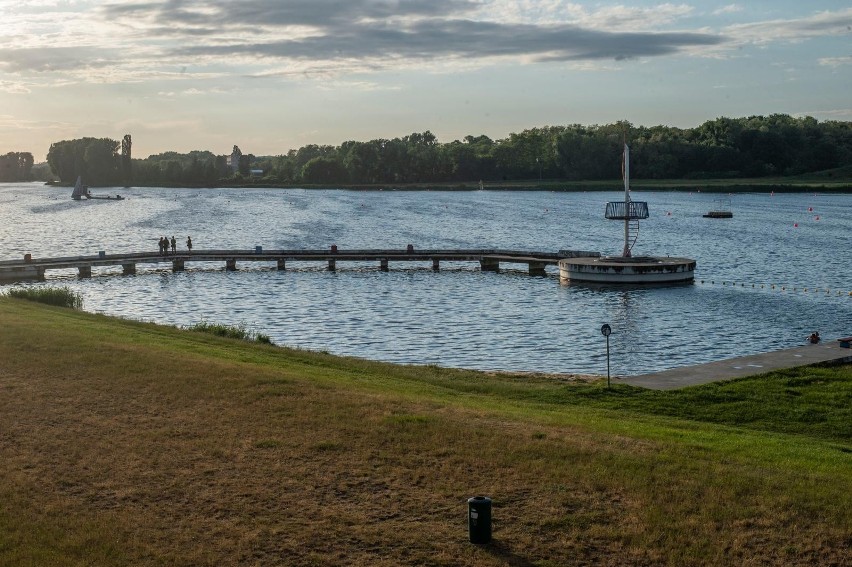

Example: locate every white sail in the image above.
[71,176,84,200]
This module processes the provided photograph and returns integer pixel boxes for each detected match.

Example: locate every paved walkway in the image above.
[618,341,852,390]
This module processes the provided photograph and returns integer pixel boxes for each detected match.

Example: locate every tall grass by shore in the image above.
[0,298,848,566]
[5,286,82,309]
[186,320,273,344]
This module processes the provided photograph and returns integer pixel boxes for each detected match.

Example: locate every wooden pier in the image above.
[0,247,591,282]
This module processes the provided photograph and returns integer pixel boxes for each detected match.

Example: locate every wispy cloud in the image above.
[723,8,852,45]
[819,56,852,67]
[478,1,694,30]
[712,4,742,16]
[0,80,32,94]
[794,108,852,120]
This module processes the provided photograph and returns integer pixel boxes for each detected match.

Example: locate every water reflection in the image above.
[2,183,851,376]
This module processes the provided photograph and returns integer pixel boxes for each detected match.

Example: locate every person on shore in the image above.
[170,236,177,254]
[808,331,820,344]
[186,236,193,252]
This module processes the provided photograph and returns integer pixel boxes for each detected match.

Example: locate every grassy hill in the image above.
[0,299,849,566]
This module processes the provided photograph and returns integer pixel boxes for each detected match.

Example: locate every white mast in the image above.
[622,144,631,258]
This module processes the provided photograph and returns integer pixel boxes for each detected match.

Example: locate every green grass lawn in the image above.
[0,298,849,565]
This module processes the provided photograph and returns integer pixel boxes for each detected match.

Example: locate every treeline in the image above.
[34,114,852,186]
[0,152,34,181]
[132,150,233,185]
[46,138,130,186]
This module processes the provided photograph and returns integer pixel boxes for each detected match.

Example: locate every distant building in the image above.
[229,149,240,173]
[250,169,264,177]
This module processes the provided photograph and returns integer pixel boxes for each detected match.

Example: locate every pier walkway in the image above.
[0,248,574,282]
[618,341,852,390]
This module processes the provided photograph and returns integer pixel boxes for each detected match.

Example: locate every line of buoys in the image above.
[698,279,850,296]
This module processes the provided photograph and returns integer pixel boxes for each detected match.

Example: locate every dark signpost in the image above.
[601,324,612,388]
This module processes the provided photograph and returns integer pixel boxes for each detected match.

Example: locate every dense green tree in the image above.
[46,138,121,185]
[0,152,34,181]
[301,156,348,184]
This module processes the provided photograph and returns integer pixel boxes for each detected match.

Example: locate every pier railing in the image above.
[0,248,600,282]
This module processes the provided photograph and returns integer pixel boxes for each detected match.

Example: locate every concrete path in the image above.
[618,341,852,390]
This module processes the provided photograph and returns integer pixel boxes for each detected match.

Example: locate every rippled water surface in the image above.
[2,183,851,376]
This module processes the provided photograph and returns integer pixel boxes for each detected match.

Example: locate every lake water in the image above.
[2,182,850,376]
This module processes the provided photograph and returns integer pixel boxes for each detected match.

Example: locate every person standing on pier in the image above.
[158,236,165,255]
[170,236,177,254]
[186,236,192,252]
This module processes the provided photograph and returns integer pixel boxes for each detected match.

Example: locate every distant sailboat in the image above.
[70,175,125,201]
[71,176,87,200]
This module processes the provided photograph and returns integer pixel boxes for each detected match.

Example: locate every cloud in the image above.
[712,4,742,16]
[0,113,73,131]
[179,21,719,63]
[101,0,480,30]
[0,46,116,73]
[315,79,402,92]
[819,56,852,67]
[723,8,852,45]
[1,1,849,85]
[476,1,694,30]
[794,109,852,121]
[104,1,720,68]
[0,80,32,94]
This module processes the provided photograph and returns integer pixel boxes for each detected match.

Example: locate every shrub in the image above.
[6,286,83,309]
[186,320,274,345]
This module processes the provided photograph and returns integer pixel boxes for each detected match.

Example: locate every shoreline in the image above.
[35,179,852,192]
[33,182,852,195]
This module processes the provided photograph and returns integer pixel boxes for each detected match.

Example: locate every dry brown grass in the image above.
[0,300,849,566]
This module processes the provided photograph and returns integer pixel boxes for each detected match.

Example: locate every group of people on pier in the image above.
[158,235,192,255]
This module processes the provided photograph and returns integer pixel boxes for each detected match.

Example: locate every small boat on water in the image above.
[88,193,125,200]
[703,198,732,218]
[71,176,125,201]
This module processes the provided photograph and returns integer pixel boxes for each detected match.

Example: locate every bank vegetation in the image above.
[28,114,852,189]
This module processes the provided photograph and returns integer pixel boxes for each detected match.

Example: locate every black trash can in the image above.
[467,496,492,544]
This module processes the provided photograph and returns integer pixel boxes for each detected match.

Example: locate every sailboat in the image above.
[71,176,87,200]
[70,176,125,201]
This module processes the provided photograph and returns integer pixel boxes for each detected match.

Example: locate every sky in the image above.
[0,1,850,160]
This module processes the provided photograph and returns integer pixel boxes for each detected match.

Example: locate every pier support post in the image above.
[172,259,185,272]
[528,261,547,276]
[277,259,286,271]
[78,266,91,278]
[380,259,389,272]
[328,259,336,271]
[480,258,499,273]
[226,259,236,271]
[36,269,45,281]
[122,263,136,275]
[432,258,440,272]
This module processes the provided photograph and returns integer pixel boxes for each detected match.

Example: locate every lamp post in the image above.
[536,157,542,180]
[600,324,612,388]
